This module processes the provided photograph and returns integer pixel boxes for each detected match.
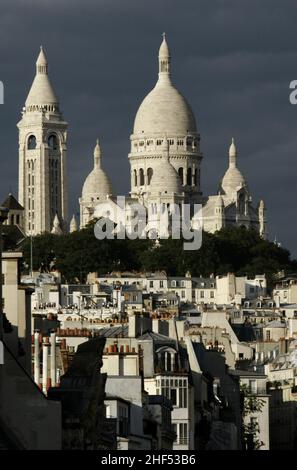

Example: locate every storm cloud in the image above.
[0,0,296,256]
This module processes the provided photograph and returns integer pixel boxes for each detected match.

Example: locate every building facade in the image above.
[18,46,68,235]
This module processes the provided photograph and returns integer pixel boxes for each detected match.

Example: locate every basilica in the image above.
[3,35,266,239]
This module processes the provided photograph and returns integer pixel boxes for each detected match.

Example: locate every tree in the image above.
[241,384,266,450]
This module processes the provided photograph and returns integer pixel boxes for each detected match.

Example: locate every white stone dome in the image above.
[82,169,113,198]
[82,141,113,199]
[134,82,197,136]
[219,138,247,195]
[133,35,197,136]
[149,139,182,194]
[220,167,246,195]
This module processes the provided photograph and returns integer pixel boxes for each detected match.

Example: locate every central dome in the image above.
[133,34,197,137]
[133,82,197,136]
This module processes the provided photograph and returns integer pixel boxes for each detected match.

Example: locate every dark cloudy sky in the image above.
[0,0,296,257]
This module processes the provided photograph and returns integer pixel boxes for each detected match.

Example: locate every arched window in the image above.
[238,193,245,214]
[139,168,144,186]
[134,169,137,187]
[48,134,58,150]
[28,135,37,150]
[178,167,184,185]
[186,137,192,148]
[194,169,198,186]
[187,167,192,186]
[147,167,153,185]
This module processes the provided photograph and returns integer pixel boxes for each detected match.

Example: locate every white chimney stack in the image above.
[50,332,56,387]
[42,341,49,393]
[34,331,40,386]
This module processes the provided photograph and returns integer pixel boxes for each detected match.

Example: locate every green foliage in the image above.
[20,225,296,285]
[241,384,266,450]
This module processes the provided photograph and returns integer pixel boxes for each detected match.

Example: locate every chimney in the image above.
[50,332,56,387]
[34,330,40,386]
[42,342,50,394]
[128,314,137,338]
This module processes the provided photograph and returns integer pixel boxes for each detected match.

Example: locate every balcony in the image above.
[174,437,189,446]
[107,416,130,438]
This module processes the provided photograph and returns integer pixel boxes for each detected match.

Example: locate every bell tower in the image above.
[18,46,68,235]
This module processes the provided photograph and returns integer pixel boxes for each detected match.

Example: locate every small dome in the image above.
[82,141,113,199]
[82,169,113,198]
[149,139,182,194]
[220,167,246,195]
[219,138,247,196]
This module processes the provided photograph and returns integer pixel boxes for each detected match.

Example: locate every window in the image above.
[178,167,184,185]
[160,280,163,288]
[170,388,177,406]
[28,135,37,150]
[160,376,187,408]
[210,291,214,299]
[147,167,153,185]
[150,281,153,288]
[179,423,188,445]
[187,167,192,186]
[266,330,271,341]
[249,380,257,394]
[48,134,58,150]
[194,168,198,186]
[139,168,144,186]
[171,280,176,287]
[181,290,185,299]
[200,291,204,298]
[172,424,177,442]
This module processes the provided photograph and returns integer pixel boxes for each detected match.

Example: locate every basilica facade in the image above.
[16,35,266,239]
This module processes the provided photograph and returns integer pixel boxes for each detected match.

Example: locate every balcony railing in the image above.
[174,438,188,446]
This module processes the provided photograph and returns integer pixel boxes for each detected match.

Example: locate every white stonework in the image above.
[129,33,202,206]
[51,213,63,235]
[79,140,114,228]
[70,214,78,233]
[202,139,267,236]
[16,36,266,238]
[79,34,266,238]
[18,46,68,235]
